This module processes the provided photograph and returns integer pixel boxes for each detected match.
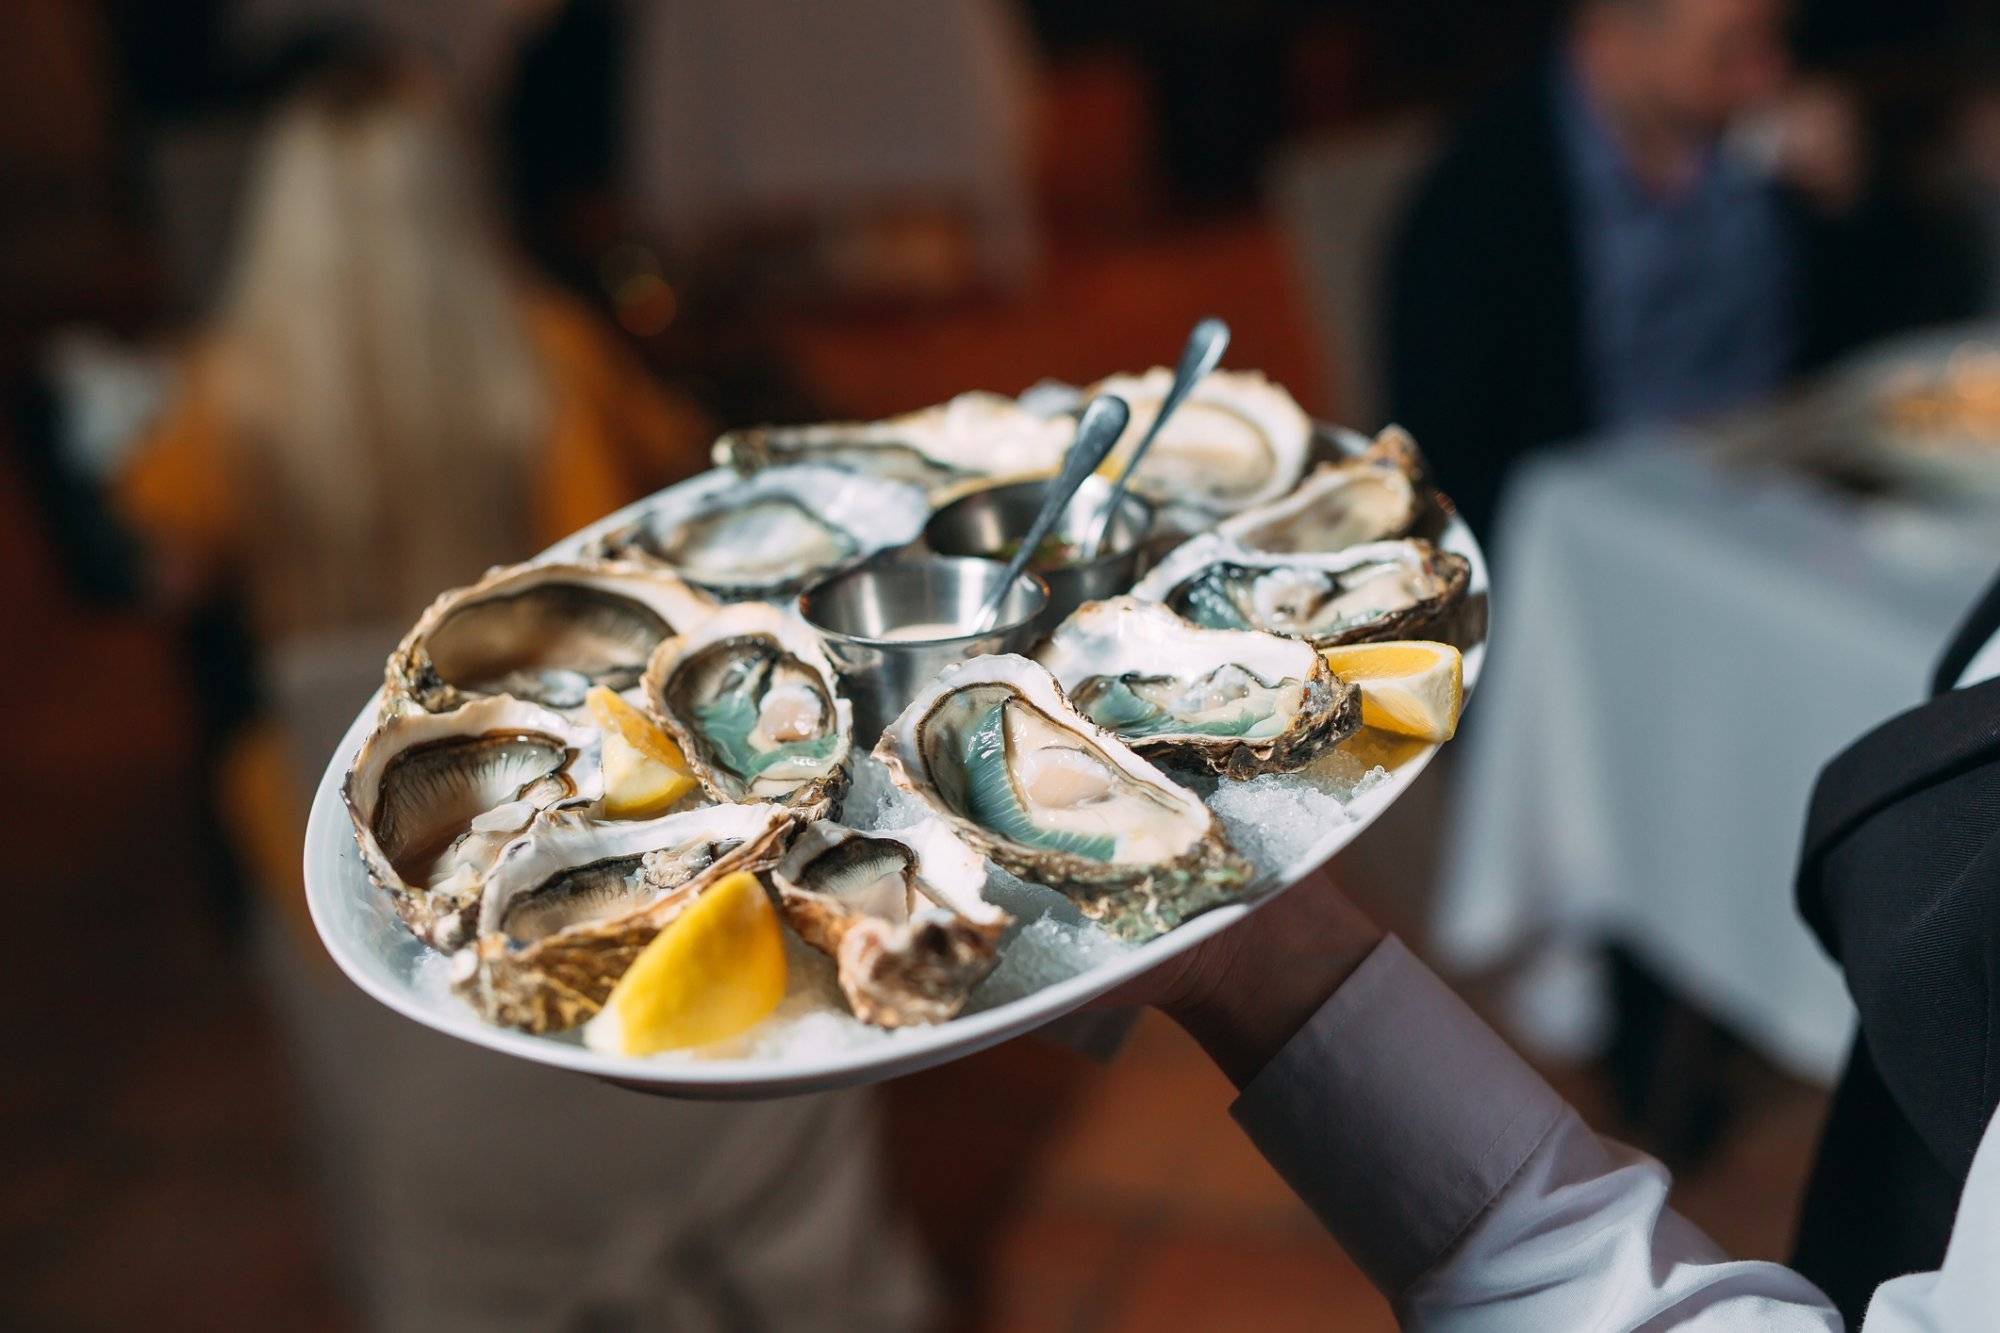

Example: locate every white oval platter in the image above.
[305,433,1488,1099]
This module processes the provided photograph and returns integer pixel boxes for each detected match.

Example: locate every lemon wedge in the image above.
[587,686,698,818]
[1320,640,1464,742]
[584,871,788,1055]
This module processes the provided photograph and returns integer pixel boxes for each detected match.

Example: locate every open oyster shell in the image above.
[873,654,1251,941]
[344,696,602,949]
[1216,425,1424,554]
[772,819,1010,1027]
[1085,367,1311,516]
[642,601,852,819]
[1035,596,1358,778]
[386,560,715,714]
[1132,534,1469,648]
[713,391,1074,499]
[591,464,930,599]
[453,802,797,1034]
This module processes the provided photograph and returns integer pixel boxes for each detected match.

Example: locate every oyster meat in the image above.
[713,391,1073,498]
[1217,425,1424,554]
[344,696,601,949]
[1086,367,1311,515]
[773,819,1010,1027]
[1035,596,1358,778]
[387,560,715,713]
[643,602,852,817]
[453,802,797,1033]
[1132,534,1469,648]
[593,464,929,598]
[873,654,1251,940]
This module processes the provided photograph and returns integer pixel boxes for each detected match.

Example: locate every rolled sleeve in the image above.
[1230,935,1567,1294]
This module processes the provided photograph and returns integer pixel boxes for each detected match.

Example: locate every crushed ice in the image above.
[1197,744,1391,889]
[968,913,1133,1010]
[841,750,928,828]
[451,745,1405,1062]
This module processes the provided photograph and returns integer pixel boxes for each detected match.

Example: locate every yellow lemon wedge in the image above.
[584,871,788,1056]
[1319,640,1464,743]
[587,686,698,818]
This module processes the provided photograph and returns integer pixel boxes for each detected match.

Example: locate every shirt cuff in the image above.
[1230,935,1567,1295]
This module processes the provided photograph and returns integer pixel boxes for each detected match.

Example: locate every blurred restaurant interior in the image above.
[5,0,2000,1328]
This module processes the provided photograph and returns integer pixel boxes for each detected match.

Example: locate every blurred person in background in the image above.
[117,50,930,1332]
[1386,0,1986,539]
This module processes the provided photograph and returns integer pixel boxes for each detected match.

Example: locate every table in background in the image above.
[1433,433,2000,1083]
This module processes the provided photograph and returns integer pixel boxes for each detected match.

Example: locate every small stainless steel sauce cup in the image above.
[798,555,1050,747]
[923,476,1153,633]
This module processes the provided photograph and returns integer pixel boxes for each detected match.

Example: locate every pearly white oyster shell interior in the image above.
[1085,367,1311,515]
[873,653,1251,940]
[1035,595,1358,778]
[592,464,929,598]
[1131,533,1469,648]
[386,560,715,714]
[343,695,602,949]
[771,818,1009,1026]
[643,601,853,818]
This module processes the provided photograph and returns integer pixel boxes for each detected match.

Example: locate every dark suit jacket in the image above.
[1385,61,1987,541]
[1789,573,2000,1324]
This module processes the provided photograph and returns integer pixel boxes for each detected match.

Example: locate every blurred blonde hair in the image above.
[213,57,548,639]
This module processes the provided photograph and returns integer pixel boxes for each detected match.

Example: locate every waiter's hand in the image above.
[1100,867,1385,1087]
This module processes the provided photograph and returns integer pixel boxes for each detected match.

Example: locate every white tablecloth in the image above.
[1433,435,2000,1082]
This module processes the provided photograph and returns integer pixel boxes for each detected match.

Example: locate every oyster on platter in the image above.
[387,560,715,714]
[592,464,929,598]
[1035,596,1358,778]
[712,391,1074,498]
[643,601,852,818]
[453,802,797,1033]
[772,819,1010,1027]
[344,696,601,949]
[1085,367,1311,515]
[873,654,1252,941]
[1217,425,1424,554]
[1132,534,1469,648]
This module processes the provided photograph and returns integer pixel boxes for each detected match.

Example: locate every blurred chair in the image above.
[1268,114,1440,430]
[622,0,1040,297]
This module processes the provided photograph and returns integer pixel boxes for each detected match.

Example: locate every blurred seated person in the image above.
[118,52,929,1331]
[1387,0,1984,539]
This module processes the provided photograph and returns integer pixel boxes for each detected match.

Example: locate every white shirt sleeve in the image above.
[1861,1099,2000,1331]
[1402,1110,1838,1330]
[1231,936,1845,1329]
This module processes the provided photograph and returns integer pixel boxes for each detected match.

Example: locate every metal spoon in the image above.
[966,393,1131,635]
[1081,316,1231,559]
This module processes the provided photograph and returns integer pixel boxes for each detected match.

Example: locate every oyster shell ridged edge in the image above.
[341,694,601,950]
[771,820,1010,1027]
[1035,597,1362,779]
[639,601,854,822]
[871,655,1254,943]
[455,802,802,1034]
[382,558,716,713]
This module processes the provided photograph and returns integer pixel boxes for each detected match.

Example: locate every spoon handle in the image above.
[1084,316,1231,558]
[968,394,1131,634]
